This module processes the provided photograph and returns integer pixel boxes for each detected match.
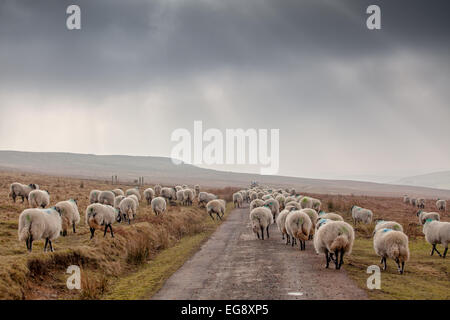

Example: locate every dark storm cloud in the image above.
[0,0,449,180]
[1,0,449,94]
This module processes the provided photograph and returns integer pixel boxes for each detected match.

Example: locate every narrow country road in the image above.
[152,205,368,300]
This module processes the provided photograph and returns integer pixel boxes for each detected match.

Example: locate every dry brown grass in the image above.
[0,170,234,300]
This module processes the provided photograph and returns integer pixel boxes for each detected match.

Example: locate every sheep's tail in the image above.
[296,223,310,241]
[388,243,409,262]
[330,234,349,253]
[18,214,32,242]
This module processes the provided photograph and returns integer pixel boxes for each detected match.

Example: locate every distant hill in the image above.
[393,171,450,190]
[0,150,449,199]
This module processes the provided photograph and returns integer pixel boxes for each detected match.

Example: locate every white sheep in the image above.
[263,199,279,222]
[28,189,50,208]
[85,203,117,239]
[198,192,216,207]
[416,210,440,225]
[417,198,425,209]
[206,199,226,220]
[176,189,185,204]
[112,188,125,197]
[403,195,410,204]
[151,197,167,216]
[194,184,200,195]
[276,209,291,242]
[119,197,137,224]
[98,190,115,206]
[127,194,140,209]
[436,199,446,212]
[160,187,176,203]
[154,184,162,196]
[422,219,450,258]
[299,196,313,209]
[54,199,80,236]
[351,206,373,224]
[183,189,194,206]
[249,206,273,240]
[318,211,344,222]
[285,210,312,250]
[275,194,286,209]
[126,188,141,201]
[143,188,155,205]
[373,228,409,274]
[18,207,62,252]
[9,182,39,203]
[314,220,355,269]
[299,208,319,239]
[311,198,322,212]
[285,201,301,211]
[233,192,243,208]
[89,189,101,204]
[114,195,125,210]
[250,199,265,211]
[373,220,403,234]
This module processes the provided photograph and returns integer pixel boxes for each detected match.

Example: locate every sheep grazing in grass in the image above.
[299,196,313,209]
[18,207,62,252]
[249,206,273,240]
[183,189,194,206]
[276,209,291,241]
[98,190,115,206]
[119,197,137,224]
[318,211,344,222]
[285,210,312,250]
[151,197,166,216]
[351,206,373,224]
[54,199,80,236]
[9,182,39,203]
[263,199,279,222]
[250,199,265,211]
[28,190,50,208]
[126,188,141,201]
[85,203,117,239]
[436,199,446,212]
[300,208,319,239]
[143,188,155,205]
[403,195,410,204]
[114,195,125,210]
[417,198,425,209]
[127,194,140,209]
[154,184,162,196]
[373,220,403,235]
[422,219,450,258]
[206,199,226,221]
[112,188,124,197]
[233,192,243,208]
[197,192,216,207]
[89,190,101,204]
[416,210,440,225]
[373,228,409,274]
[160,187,176,203]
[314,220,355,269]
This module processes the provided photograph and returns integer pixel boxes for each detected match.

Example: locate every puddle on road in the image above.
[287,292,304,296]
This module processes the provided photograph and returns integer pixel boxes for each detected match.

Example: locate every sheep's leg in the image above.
[12,194,16,203]
[261,226,264,240]
[49,240,54,252]
[62,229,67,237]
[431,244,442,257]
[382,257,387,271]
[339,249,344,269]
[334,250,340,269]
[329,253,336,262]
[44,238,49,252]
[103,225,108,237]
[325,251,330,268]
[26,235,32,252]
[266,226,269,239]
[443,247,448,258]
[21,196,25,203]
[291,237,295,247]
[401,261,405,274]
[109,224,114,238]
[285,234,290,245]
[282,233,285,240]
[256,231,260,240]
[73,222,76,233]
[90,227,95,239]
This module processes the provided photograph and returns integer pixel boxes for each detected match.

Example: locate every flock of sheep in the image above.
[7,181,450,275]
[233,187,449,274]
[9,182,226,253]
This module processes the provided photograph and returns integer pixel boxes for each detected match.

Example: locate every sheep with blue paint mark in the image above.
[351,206,373,224]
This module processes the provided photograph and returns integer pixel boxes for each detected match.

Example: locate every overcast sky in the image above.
[0,0,449,182]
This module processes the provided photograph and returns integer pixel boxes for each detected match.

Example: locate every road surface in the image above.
[152,205,367,300]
